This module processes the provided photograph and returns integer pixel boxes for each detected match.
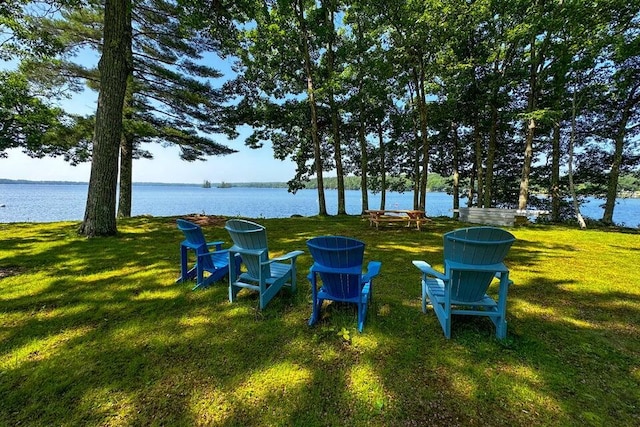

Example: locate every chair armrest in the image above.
[362,261,382,282]
[229,246,266,257]
[310,263,362,275]
[267,250,304,264]
[206,241,225,251]
[198,249,229,260]
[446,260,509,274]
[412,260,446,280]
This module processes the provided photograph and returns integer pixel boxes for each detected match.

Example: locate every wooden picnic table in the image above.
[365,209,430,230]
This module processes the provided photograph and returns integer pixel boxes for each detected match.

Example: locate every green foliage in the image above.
[0,1,69,60]
[31,0,240,162]
[4,0,640,223]
[0,71,76,157]
[0,216,639,425]
[304,173,450,192]
[618,174,640,193]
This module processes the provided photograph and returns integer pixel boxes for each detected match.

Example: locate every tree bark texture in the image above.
[359,119,369,214]
[473,115,484,207]
[418,62,429,211]
[602,86,638,224]
[519,33,539,211]
[408,81,420,210]
[484,108,498,208]
[518,118,535,210]
[79,0,131,237]
[602,127,625,224]
[117,47,135,218]
[551,123,561,222]
[295,0,327,216]
[325,4,346,215]
[117,134,133,218]
[378,125,386,211]
[568,88,586,229]
[452,122,460,218]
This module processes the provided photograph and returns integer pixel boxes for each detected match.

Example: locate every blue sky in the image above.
[1,42,298,184]
[1,142,296,184]
[1,132,297,184]
[1,86,297,184]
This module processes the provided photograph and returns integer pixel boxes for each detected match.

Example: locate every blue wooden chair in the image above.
[307,236,382,333]
[224,219,304,309]
[413,227,516,339]
[176,219,239,290]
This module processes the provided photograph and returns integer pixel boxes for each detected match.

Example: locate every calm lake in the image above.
[0,183,638,227]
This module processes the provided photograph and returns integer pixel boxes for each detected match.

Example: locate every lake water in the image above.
[0,183,638,227]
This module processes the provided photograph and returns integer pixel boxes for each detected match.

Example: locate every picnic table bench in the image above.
[365,209,430,230]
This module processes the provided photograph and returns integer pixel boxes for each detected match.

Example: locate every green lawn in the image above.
[1,216,639,426]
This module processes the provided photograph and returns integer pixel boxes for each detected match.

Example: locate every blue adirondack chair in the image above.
[307,236,382,333]
[413,226,516,339]
[176,219,239,290]
[225,219,304,309]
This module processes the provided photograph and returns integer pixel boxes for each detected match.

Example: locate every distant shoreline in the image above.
[0,179,285,187]
[2,179,639,198]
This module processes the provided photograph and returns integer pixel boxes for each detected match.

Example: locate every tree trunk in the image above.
[117,134,133,218]
[519,24,550,211]
[295,0,326,215]
[452,122,460,218]
[518,118,535,210]
[79,0,131,237]
[325,5,345,215]
[602,127,626,225]
[378,124,386,210]
[118,73,134,219]
[468,168,475,207]
[484,102,498,208]
[484,54,504,209]
[551,122,561,222]
[473,115,484,207]
[519,32,539,211]
[602,87,637,225]
[408,81,420,210]
[568,88,586,229]
[417,62,429,211]
[359,118,369,214]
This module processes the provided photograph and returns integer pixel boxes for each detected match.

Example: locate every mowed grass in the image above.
[0,216,639,426]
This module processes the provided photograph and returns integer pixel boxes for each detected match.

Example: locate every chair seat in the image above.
[209,251,229,269]
[424,278,499,312]
[268,262,293,282]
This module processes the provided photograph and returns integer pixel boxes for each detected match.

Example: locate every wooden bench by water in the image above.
[456,207,549,227]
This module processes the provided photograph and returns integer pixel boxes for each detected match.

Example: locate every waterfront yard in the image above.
[1,216,639,426]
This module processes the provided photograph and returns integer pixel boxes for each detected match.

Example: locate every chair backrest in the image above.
[177,219,216,270]
[443,227,515,302]
[225,219,270,278]
[307,236,365,299]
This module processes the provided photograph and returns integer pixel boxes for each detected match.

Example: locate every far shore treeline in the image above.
[3,175,639,198]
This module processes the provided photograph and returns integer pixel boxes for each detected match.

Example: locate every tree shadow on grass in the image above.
[1,269,308,424]
[2,216,639,425]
